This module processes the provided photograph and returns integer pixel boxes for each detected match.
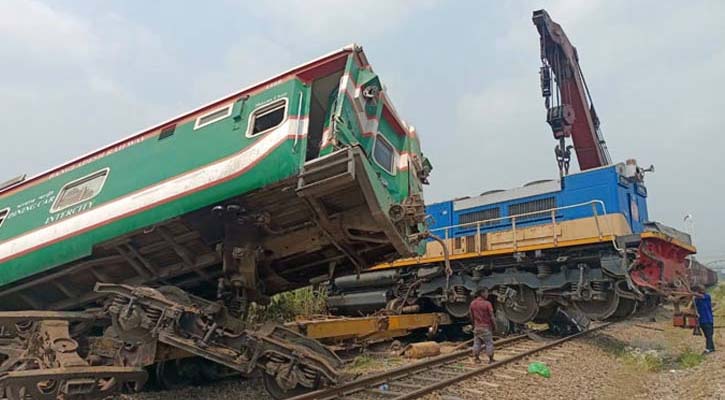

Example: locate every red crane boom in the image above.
[533,9,611,176]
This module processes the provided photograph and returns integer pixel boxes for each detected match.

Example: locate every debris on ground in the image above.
[117,305,725,400]
[403,341,441,358]
[527,361,551,378]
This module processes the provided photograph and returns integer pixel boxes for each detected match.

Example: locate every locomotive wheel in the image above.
[493,306,511,336]
[501,286,539,324]
[612,298,637,319]
[532,304,558,324]
[444,301,471,319]
[262,373,315,400]
[634,295,660,317]
[572,291,621,321]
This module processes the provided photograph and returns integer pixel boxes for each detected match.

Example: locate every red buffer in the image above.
[631,234,695,297]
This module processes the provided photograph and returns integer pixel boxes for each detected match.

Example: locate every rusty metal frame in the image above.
[0,311,147,399]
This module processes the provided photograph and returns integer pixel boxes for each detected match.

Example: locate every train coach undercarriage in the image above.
[0,283,341,400]
[0,147,428,400]
[327,234,694,333]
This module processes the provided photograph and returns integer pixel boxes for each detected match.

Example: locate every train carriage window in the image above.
[373,134,396,174]
[247,99,288,137]
[194,104,234,130]
[50,169,109,213]
[0,208,8,229]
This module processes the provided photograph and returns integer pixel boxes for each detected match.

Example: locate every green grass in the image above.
[587,285,725,376]
[350,354,374,369]
[621,350,665,372]
[676,348,705,369]
[246,286,327,324]
[596,334,705,372]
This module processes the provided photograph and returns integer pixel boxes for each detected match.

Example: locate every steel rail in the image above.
[288,323,611,400]
[391,322,611,399]
[287,334,529,400]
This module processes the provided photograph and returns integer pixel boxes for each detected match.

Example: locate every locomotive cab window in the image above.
[247,99,287,137]
[0,208,8,229]
[51,169,109,213]
[373,134,395,174]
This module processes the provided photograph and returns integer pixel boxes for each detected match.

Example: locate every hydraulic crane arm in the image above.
[533,9,611,175]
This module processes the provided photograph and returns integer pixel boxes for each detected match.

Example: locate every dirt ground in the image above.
[118,318,723,400]
[118,287,725,400]
[423,286,725,400]
[421,317,724,400]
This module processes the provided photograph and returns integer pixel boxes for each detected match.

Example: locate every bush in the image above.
[676,348,705,369]
[350,354,373,369]
[247,286,327,324]
[621,347,665,372]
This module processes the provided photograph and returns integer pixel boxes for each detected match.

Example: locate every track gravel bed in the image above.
[116,315,724,400]
[114,378,273,400]
[421,317,724,400]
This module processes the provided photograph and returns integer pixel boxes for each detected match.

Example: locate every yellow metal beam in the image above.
[287,313,452,343]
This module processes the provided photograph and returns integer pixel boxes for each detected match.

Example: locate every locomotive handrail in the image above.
[430,199,608,233]
[429,200,612,254]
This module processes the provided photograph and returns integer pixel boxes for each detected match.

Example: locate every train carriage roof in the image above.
[1,44,415,199]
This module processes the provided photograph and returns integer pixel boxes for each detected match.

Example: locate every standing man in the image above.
[694,285,715,354]
[469,288,496,363]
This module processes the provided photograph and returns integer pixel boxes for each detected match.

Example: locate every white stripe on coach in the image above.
[0,120,302,263]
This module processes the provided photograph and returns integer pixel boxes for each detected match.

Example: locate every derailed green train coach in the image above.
[0,45,430,399]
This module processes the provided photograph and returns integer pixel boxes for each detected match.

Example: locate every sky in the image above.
[1,0,723,262]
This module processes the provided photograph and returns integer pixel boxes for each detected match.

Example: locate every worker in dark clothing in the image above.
[469,288,496,363]
[694,285,715,353]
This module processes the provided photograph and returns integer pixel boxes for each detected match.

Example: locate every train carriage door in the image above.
[306,73,343,161]
[319,55,384,157]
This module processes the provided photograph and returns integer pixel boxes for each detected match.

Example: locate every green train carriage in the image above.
[0,45,430,399]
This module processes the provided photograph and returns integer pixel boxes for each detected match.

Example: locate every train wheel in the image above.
[501,286,539,324]
[155,358,209,390]
[155,360,191,390]
[444,301,471,319]
[634,295,660,317]
[532,305,558,324]
[611,298,637,319]
[262,373,315,400]
[493,306,511,336]
[572,291,620,321]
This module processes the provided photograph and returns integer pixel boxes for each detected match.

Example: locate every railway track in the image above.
[287,323,612,400]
